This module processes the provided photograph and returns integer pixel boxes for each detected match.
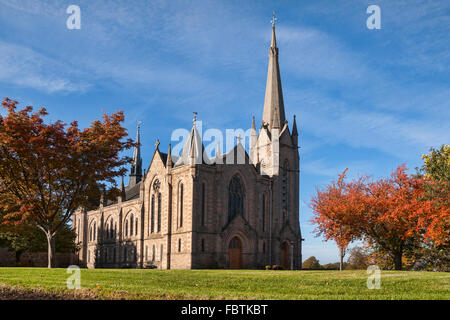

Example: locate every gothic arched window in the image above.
[151,195,155,233]
[157,193,161,232]
[228,175,245,222]
[105,217,114,240]
[105,223,109,239]
[130,215,134,236]
[179,183,184,228]
[110,219,114,239]
[153,179,161,233]
[152,244,156,261]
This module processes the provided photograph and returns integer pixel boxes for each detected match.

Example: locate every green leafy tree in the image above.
[346,247,369,270]
[419,144,449,208]
[322,262,346,270]
[302,256,322,270]
[0,220,77,262]
[412,145,450,271]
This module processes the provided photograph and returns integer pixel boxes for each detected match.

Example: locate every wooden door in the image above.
[228,237,242,269]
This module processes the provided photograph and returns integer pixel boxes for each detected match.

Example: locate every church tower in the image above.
[255,17,299,178]
[253,15,302,268]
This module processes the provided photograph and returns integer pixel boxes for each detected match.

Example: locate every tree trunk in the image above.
[46,231,55,268]
[15,250,23,265]
[339,247,346,271]
[393,252,403,270]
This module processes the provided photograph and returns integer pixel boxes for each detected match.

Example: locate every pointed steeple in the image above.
[174,113,209,167]
[250,116,257,144]
[292,115,298,146]
[166,143,172,169]
[262,13,286,131]
[120,176,126,201]
[292,115,298,136]
[129,121,143,187]
[271,11,277,47]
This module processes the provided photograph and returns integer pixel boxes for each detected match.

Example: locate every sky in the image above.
[0,0,448,264]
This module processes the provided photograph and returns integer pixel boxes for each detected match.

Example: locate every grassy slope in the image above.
[0,268,448,300]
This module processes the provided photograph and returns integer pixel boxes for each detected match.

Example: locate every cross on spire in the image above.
[193,112,198,124]
[271,11,277,26]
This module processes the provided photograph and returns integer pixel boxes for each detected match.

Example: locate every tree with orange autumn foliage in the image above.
[311,165,448,270]
[310,169,362,270]
[0,98,135,268]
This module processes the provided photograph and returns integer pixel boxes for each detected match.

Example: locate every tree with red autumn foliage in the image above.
[0,98,135,268]
[310,169,363,270]
[311,165,448,270]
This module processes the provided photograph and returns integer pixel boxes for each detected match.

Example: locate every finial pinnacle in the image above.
[193,112,198,125]
[271,11,277,27]
[155,139,160,149]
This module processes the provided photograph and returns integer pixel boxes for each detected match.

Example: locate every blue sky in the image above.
[0,0,448,264]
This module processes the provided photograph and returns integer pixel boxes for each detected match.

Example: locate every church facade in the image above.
[73,23,303,269]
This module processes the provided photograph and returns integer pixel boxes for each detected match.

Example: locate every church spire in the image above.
[129,121,142,187]
[166,143,172,170]
[270,11,277,47]
[262,12,286,131]
[120,175,126,201]
[292,115,298,147]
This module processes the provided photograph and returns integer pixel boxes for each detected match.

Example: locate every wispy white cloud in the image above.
[278,26,371,83]
[302,158,375,179]
[0,40,90,93]
[287,83,449,160]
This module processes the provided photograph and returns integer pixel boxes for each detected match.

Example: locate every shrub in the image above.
[272,265,283,270]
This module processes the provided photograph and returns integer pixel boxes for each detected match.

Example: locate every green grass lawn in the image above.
[0,268,448,300]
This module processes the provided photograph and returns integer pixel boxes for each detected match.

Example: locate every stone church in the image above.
[73,22,303,269]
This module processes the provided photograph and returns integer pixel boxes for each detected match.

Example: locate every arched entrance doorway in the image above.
[228,237,242,269]
[281,241,290,269]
